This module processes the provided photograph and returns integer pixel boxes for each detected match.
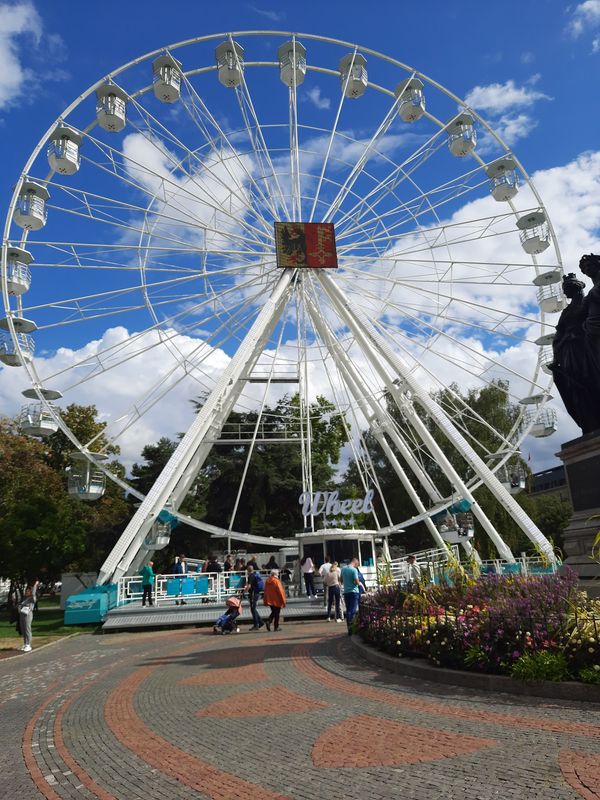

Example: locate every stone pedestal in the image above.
[558,431,600,592]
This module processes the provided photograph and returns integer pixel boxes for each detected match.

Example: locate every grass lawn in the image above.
[0,605,99,657]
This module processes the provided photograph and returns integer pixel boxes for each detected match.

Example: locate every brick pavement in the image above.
[1,621,600,799]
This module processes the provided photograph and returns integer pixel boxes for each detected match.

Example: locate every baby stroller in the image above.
[213,595,242,634]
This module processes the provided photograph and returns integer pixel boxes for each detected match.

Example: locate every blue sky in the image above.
[0,0,599,479]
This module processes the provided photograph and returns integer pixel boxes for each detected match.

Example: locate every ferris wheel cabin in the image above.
[215,40,244,87]
[4,246,33,296]
[486,156,519,201]
[0,331,34,366]
[153,54,183,103]
[339,53,368,98]
[395,78,425,122]
[47,125,82,176]
[278,40,307,87]
[517,211,551,255]
[67,452,107,501]
[533,268,564,313]
[13,180,49,231]
[96,85,128,132]
[447,112,477,157]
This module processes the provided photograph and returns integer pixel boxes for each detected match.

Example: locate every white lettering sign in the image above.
[299,489,374,517]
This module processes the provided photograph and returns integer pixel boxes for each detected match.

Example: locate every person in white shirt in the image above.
[323,562,343,622]
[406,555,422,589]
[319,554,332,607]
[300,555,316,598]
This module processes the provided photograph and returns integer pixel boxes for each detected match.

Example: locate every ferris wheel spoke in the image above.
[335,160,490,244]
[331,111,469,233]
[233,49,291,220]
[337,208,529,257]
[304,285,391,527]
[103,286,278,446]
[40,266,279,385]
[370,317,521,451]
[77,131,274,249]
[177,71,281,227]
[338,269,545,340]
[40,176,274,255]
[117,83,276,241]
[320,94,401,223]
[23,241,266,274]
[343,279,548,397]
[22,272,214,316]
[307,49,355,223]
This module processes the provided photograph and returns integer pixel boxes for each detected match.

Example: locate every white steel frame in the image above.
[1,32,562,582]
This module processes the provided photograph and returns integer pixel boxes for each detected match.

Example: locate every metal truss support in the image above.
[317,270,555,564]
[97,269,296,584]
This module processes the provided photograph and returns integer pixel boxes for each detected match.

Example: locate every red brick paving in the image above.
[293,642,600,738]
[197,685,329,717]
[560,751,600,799]
[181,662,269,685]
[312,714,497,768]
[5,622,600,799]
[104,665,291,800]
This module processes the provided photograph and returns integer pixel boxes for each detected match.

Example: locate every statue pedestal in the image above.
[558,431,600,594]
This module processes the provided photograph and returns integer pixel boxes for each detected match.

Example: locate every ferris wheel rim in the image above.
[1,30,561,536]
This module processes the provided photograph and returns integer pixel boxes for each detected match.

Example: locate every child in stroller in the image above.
[213,595,242,634]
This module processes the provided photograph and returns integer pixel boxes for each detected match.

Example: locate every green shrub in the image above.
[510,651,570,682]
[579,666,600,685]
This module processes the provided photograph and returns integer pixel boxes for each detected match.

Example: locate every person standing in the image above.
[246,554,259,571]
[263,570,286,631]
[245,566,265,630]
[406,555,422,591]
[18,586,35,653]
[319,554,332,607]
[301,555,316,598]
[341,558,360,637]
[140,560,155,607]
[173,554,189,605]
[224,554,233,572]
[323,562,343,622]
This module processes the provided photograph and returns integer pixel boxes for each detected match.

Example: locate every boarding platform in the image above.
[101,595,327,632]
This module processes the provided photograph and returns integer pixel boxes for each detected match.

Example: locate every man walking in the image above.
[245,565,265,630]
[140,560,154,607]
[341,558,361,637]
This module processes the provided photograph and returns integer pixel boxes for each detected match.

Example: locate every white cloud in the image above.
[464,78,551,149]
[464,79,550,115]
[246,4,284,21]
[520,51,535,64]
[566,0,600,37]
[0,1,41,108]
[593,36,600,51]
[304,86,331,111]
[0,2,69,110]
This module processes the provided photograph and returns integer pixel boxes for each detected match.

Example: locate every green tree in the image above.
[341,381,564,557]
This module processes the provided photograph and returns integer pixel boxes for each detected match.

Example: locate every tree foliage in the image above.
[0,407,130,591]
[342,381,571,558]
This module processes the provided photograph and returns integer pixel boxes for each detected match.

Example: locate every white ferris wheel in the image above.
[1,32,563,582]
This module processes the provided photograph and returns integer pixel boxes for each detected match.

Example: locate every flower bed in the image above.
[358,569,600,683]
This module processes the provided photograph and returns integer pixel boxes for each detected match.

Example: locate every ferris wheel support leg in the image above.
[97,269,296,585]
[317,271,555,565]
[306,299,447,551]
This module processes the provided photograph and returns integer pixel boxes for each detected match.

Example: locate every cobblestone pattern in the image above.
[1,622,600,799]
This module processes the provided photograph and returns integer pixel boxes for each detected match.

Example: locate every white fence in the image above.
[116,550,559,607]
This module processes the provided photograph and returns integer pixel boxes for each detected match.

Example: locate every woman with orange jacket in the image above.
[263,569,287,631]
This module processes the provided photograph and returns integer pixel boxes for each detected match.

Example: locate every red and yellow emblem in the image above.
[274,222,338,268]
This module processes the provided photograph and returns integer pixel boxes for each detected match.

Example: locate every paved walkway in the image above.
[2,621,600,799]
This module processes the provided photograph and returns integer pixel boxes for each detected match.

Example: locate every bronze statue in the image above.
[550,254,600,435]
